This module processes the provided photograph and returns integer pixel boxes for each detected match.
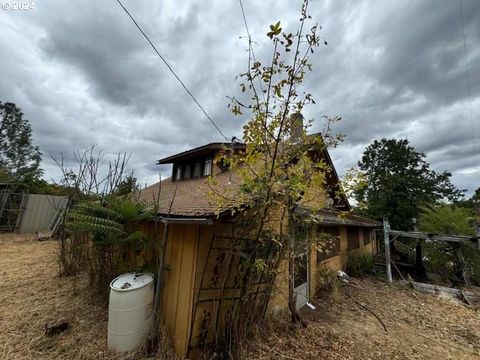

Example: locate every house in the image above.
[137,137,380,357]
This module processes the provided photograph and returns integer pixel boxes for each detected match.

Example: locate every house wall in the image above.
[188,209,288,356]
[140,221,199,357]
[189,222,236,350]
[139,218,285,358]
[266,257,290,314]
[138,220,377,358]
[264,225,377,316]
[309,225,376,297]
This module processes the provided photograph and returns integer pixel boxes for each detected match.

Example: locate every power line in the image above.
[458,0,476,147]
[114,0,229,142]
[238,0,265,99]
[238,0,252,46]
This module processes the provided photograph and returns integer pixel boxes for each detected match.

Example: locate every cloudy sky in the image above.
[1,0,478,195]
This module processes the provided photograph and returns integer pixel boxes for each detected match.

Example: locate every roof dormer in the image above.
[157,142,246,182]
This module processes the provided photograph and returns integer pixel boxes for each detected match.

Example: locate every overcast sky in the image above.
[1,0,478,195]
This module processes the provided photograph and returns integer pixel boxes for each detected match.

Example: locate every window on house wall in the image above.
[347,228,360,250]
[193,162,202,177]
[204,158,212,176]
[317,227,340,262]
[363,228,371,245]
[175,165,182,181]
[183,164,191,179]
[173,156,214,181]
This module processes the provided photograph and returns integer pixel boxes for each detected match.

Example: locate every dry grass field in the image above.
[1,233,479,359]
[0,233,136,360]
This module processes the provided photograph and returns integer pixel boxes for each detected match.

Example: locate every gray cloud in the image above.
[0,0,478,195]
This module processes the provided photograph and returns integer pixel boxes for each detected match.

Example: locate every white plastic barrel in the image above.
[107,272,154,352]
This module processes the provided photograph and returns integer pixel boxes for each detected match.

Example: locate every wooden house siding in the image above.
[309,225,376,297]
[139,222,199,356]
[137,216,377,358]
[189,223,236,349]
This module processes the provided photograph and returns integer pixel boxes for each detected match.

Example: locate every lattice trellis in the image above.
[188,234,282,355]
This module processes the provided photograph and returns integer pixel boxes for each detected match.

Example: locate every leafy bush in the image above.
[63,196,155,296]
[315,266,341,301]
[462,245,480,286]
[419,206,475,236]
[346,252,375,278]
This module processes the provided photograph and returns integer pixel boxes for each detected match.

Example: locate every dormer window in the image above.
[159,142,246,182]
[173,157,213,181]
[203,158,212,176]
[175,166,182,181]
[193,162,202,177]
[183,164,191,179]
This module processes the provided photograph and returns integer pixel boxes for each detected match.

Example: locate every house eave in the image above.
[154,215,215,225]
[294,207,381,228]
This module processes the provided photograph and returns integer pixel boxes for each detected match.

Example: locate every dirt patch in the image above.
[243,279,480,360]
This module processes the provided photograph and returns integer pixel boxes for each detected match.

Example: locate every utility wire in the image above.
[458,0,476,147]
[114,0,229,142]
[238,0,253,50]
[238,0,265,99]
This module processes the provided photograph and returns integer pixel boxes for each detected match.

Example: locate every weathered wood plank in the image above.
[389,230,478,245]
[383,217,392,284]
[409,280,479,301]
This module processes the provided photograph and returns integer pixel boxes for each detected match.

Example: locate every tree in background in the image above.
[419,205,475,236]
[456,187,480,212]
[471,188,480,210]
[115,175,139,196]
[0,102,42,183]
[353,138,464,230]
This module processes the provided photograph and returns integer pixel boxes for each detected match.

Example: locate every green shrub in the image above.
[463,245,480,286]
[63,196,155,296]
[315,266,342,301]
[346,252,375,278]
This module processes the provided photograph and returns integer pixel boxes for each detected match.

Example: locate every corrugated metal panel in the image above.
[19,194,68,234]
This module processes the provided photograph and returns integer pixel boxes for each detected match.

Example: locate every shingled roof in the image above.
[138,137,379,227]
[137,170,241,217]
[137,173,380,227]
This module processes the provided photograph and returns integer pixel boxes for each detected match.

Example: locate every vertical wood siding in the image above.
[140,222,199,357]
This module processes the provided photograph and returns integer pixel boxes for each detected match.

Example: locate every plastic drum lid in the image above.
[110,272,153,291]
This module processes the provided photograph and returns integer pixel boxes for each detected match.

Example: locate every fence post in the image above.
[383,217,392,284]
[476,222,480,250]
[0,191,8,220]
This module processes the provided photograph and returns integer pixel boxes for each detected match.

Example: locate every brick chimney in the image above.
[290,112,304,141]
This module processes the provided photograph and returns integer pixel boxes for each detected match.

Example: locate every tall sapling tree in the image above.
[209,0,344,329]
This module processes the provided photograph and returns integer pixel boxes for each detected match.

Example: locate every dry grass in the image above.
[242,278,480,360]
[0,233,176,360]
[2,232,480,360]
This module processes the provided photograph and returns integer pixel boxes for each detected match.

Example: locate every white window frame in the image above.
[203,158,212,176]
